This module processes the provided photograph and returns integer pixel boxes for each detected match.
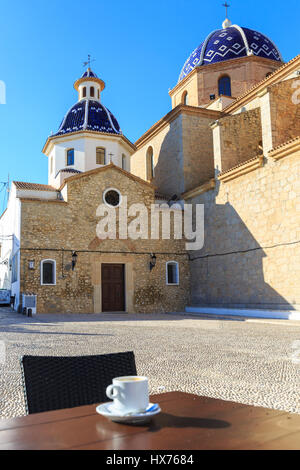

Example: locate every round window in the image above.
[103,188,121,207]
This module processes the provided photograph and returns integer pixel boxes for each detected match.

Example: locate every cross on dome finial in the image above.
[223,2,230,19]
[222,2,232,28]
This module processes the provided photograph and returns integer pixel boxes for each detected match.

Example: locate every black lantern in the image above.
[72,251,78,271]
[150,253,157,271]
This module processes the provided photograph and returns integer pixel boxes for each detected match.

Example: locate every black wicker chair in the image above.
[20,351,137,414]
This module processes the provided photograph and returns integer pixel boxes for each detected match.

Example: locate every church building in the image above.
[0,14,299,316]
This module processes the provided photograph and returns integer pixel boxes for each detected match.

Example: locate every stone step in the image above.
[185,306,300,321]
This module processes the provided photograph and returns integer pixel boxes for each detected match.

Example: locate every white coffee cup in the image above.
[106,376,149,414]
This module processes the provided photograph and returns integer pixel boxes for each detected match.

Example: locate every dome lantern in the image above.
[74,68,106,102]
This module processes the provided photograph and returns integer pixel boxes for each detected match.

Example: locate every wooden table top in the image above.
[0,392,299,450]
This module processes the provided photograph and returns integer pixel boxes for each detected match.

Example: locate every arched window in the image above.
[122,154,127,170]
[90,86,95,97]
[182,91,188,105]
[146,147,155,180]
[218,75,231,97]
[66,149,74,166]
[166,261,179,285]
[41,260,56,285]
[82,87,87,98]
[96,147,106,165]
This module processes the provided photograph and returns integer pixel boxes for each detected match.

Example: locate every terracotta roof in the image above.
[13,182,57,192]
[218,155,264,176]
[59,163,155,191]
[155,191,172,201]
[0,209,7,221]
[269,135,300,153]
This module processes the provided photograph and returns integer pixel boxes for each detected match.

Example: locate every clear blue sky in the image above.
[0,0,299,197]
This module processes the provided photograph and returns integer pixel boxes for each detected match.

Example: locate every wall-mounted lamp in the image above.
[150,253,157,271]
[28,260,35,270]
[72,251,78,271]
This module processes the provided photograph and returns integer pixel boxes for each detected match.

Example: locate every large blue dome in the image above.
[55,100,121,136]
[178,24,283,82]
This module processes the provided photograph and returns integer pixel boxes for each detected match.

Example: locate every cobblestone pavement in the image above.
[0,307,299,419]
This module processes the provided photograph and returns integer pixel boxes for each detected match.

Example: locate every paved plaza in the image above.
[0,307,299,419]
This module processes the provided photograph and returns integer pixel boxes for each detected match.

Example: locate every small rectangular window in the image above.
[122,154,126,170]
[41,260,56,285]
[12,254,18,284]
[96,147,106,165]
[67,149,74,166]
[166,262,179,285]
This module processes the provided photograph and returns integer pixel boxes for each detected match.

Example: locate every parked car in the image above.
[0,289,11,305]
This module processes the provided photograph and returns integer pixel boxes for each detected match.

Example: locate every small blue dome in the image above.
[81,68,98,78]
[179,25,282,82]
[55,100,121,136]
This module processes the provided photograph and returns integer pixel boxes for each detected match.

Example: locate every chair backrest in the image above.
[20,351,137,414]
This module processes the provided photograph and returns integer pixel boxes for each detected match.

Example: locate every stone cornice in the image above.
[168,55,282,96]
[43,131,136,155]
[218,155,264,183]
[181,179,216,200]
[224,54,300,114]
[135,105,222,149]
[269,136,300,160]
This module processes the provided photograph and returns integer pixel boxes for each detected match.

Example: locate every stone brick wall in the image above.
[181,113,215,190]
[131,108,218,196]
[170,57,282,108]
[270,78,300,148]
[187,150,300,310]
[20,167,190,313]
[131,114,185,196]
[219,108,262,172]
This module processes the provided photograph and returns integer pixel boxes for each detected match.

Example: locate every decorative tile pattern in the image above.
[55,100,121,136]
[178,26,282,82]
[81,69,97,78]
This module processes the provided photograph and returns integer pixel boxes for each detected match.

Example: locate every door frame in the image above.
[92,255,134,313]
[101,263,125,313]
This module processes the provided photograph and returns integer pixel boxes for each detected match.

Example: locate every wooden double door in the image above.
[101,264,125,312]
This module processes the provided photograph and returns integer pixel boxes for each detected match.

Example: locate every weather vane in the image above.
[223,2,230,18]
[83,54,95,69]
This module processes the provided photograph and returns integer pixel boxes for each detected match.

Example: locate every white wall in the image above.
[48,135,133,187]
[0,184,21,308]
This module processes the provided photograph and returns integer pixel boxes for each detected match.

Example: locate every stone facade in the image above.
[216,108,262,172]
[269,79,300,148]
[188,148,300,310]
[170,57,282,108]
[131,106,221,196]
[19,166,190,314]
[1,27,299,316]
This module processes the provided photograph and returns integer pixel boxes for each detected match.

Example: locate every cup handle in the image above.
[106,384,121,400]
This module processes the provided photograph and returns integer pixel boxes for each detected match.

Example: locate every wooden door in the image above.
[101,264,125,312]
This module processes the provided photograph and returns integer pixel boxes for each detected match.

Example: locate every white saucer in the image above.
[96,402,161,424]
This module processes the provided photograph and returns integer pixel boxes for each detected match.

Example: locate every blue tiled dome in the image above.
[178,24,283,82]
[81,68,98,78]
[55,100,122,136]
